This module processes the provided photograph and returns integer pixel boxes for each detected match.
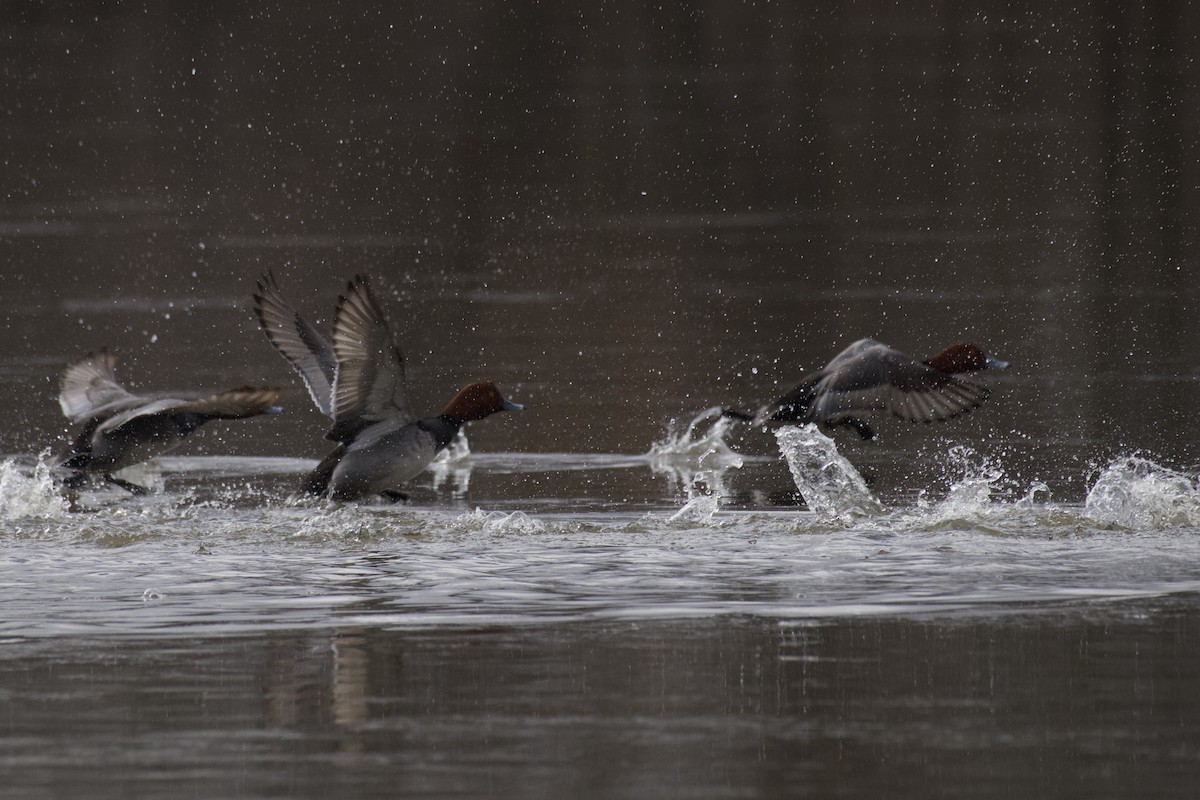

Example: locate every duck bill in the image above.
[985,355,1010,370]
[501,399,524,412]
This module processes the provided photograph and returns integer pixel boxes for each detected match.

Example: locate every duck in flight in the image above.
[726,338,1009,440]
[53,348,283,493]
[252,273,522,502]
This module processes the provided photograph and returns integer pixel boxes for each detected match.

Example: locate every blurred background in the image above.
[3,1,1198,502]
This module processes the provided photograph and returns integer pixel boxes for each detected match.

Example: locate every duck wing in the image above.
[328,275,414,443]
[754,373,823,426]
[91,397,189,437]
[812,344,988,424]
[752,339,885,426]
[252,272,336,416]
[89,387,282,441]
[58,348,144,423]
[883,370,989,423]
[173,386,285,419]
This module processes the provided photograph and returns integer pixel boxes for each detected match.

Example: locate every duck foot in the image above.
[105,474,151,495]
[826,418,876,440]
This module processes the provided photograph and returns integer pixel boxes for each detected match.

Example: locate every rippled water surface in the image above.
[5,1,1200,798]
[4,447,1200,798]
[5,459,1200,635]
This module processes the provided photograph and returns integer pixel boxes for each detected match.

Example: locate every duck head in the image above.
[442,380,524,423]
[925,343,1010,374]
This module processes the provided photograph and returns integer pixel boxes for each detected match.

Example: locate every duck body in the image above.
[253,273,521,502]
[64,404,207,476]
[53,348,283,492]
[311,414,458,501]
[753,338,1008,439]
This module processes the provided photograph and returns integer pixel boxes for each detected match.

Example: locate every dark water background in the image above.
[3,2,1200,798]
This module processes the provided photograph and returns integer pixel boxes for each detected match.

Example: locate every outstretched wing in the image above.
[92,387,283,439]
[752,340,882,426]
[328,274,414,442]
[252,271,336,416]
[174,386,285,419]
[812,345,988,424]
[883,367,989,423]
[91,398,188,437]
[58,348,143,423]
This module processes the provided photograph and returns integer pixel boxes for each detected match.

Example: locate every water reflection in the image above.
[4,609,1198,798]
[261,627,380,753]
[2,445,1200,795]
[428,430,473,497]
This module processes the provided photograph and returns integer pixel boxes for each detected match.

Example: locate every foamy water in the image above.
[2,419,1199,639]
[1084,455,1200,528]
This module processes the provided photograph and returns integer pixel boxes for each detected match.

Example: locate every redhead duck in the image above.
[53,348,283,493]
[733,338,1008,440]
[252,273,522,502]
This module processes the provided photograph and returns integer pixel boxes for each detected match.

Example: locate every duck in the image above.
[252,272,522,502]
[728,338,1009,440]
[52,348,284,493]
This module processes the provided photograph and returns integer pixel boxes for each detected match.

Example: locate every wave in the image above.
[1084,455,1200,529]
[0,453,69,520]
[1,441,1198,540]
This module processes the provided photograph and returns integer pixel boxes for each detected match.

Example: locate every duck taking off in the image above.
[53,348,283,493]
[252,273,522,502]
[735,338,1008,440]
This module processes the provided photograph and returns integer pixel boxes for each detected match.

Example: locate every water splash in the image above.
[775,425,881,520]
[451,508,547,535]
[1084,455,1200,529]
[1015,481,1052,508]
[288,504,424,544]
[666,489,721,524]
[646,406,744,470]
[650,407,745,520]
[433,429,471,465]
[907,446,1057,532]
[430,429,472,496]
[108,461,165,495]
[664,458,740,525]
[0,454,69,519]
[927,445,1008,517]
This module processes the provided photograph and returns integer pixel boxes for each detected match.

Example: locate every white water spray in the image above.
[0,453,69,519]
[650,407,745,522]
[775,425,881,520]
[430,429,472,496]
[1084,455,1200,529]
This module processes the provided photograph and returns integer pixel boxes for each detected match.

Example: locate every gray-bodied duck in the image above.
[53,348,283,493]
[252,273,522,502]
[733,338,1008,440]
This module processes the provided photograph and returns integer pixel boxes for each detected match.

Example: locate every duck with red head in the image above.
[253,273,522,502]
[924,342,1008,375]
[736,338,1008,440]
[443,380,524,423]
